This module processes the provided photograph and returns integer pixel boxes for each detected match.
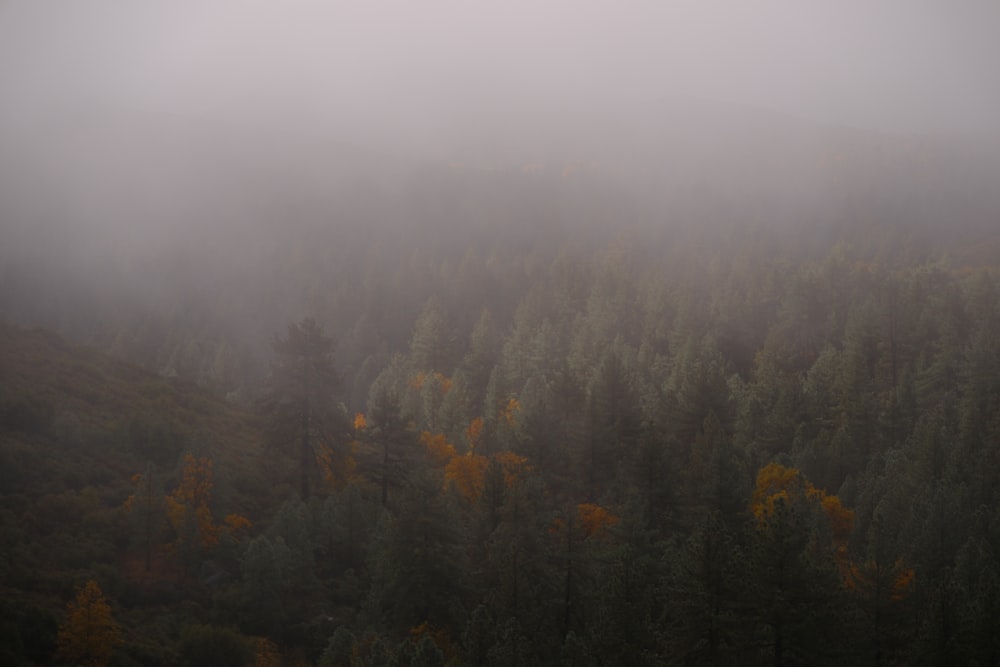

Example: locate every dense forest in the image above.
[6,4,1000,665]
[4,146,1000,666]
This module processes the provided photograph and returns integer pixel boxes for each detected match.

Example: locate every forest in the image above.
[3,167,1000,665]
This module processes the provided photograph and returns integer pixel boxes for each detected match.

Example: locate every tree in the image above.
[367,365,413,507]
[177,624,252,667]
[239,535,290,638]
[166,454,218,552]
[745,465,853,665]
[55,580,122,667]
[844,516,915,666]
[462,308,502,406]
[261,317,342,499]
[364,469,465,631]
[582,346,640,500]
[663,513,746,664]
[410,296,456,373]
[122,462,165,572]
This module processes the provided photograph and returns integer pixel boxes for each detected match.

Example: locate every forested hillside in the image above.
[3,207,1000,663]
[6,2,1000,664]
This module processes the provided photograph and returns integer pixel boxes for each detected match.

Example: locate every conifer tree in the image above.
[261,317,342,499]
[410,296,456,373]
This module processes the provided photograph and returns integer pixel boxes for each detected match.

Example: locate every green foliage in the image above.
[7,227,1000,665]
[260,317,343,499]
[0,390,54,434]
[364,469,465,631]
[176,624,252,667]
[238,535,289,638]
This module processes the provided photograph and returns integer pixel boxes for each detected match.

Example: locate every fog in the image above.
[8,6,1000,662]
[2,0,1000,361]
[3,2,999,140]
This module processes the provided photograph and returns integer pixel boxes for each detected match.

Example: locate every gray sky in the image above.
[1,1,998,142]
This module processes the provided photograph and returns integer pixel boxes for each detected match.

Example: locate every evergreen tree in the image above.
[411,296,456,373]
[366,364,414,507]
[261,317,343,499]
[365,469,465,632]
[463,309,503,406]
[744,496,847,665]
[663,513,746,665]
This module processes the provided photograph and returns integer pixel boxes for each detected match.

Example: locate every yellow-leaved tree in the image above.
[56,579,122,667]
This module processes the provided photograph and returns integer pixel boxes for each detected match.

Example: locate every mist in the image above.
[2,1,1000,352]
[7,4,1000,664]
[3,2,1000,138]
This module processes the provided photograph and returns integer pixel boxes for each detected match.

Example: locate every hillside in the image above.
[0,322,266,485]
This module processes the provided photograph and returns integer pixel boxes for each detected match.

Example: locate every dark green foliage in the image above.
[410,296,457,374]
[126,414,187,468]
[743,497,848,665]
[663,513,746,664]
[238,534,290,638]
[319,626,356,667]
[365,364,416,507]
[261,317,343,500]
[177,624,252,667]
[364,469,465,631]
[5,222,1000,666]
[0,390,53,434]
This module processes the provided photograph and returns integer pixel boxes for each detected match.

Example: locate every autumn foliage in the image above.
[166,454,217,548]
[163,454,250,550]
[316,439,359,489]
[56,579,122,667]
[410,371,453,394]
[844,558,915,602]
[503,397,520,425]
[354,411,368,431]
[465,416,484,453]
[445,453,488,503]
[577,503,619,537]
[419,430,456,466]
[421,420,531,503]
[752,463,854,565]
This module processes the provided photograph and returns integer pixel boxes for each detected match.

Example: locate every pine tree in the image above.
[663,513,746,665]
[410,296,456,373]
[367,365,414,507]
[261,317,342,499]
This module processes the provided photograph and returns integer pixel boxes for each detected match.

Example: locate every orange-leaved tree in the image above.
[316,438,359,490]
[493,451,529,488]
[422,417,531,504]
[445,452,489,503]
[465,416,484,453]
[165,454,251,554]
[166,454,218,549]
[577,502,620,538]
[56,579,122,667]
[421,431,457,467]
[748,463,854,664]
[503,397,521,426]
[751,462,854,567]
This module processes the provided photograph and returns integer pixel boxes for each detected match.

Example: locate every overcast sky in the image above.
[1,1,998,141]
